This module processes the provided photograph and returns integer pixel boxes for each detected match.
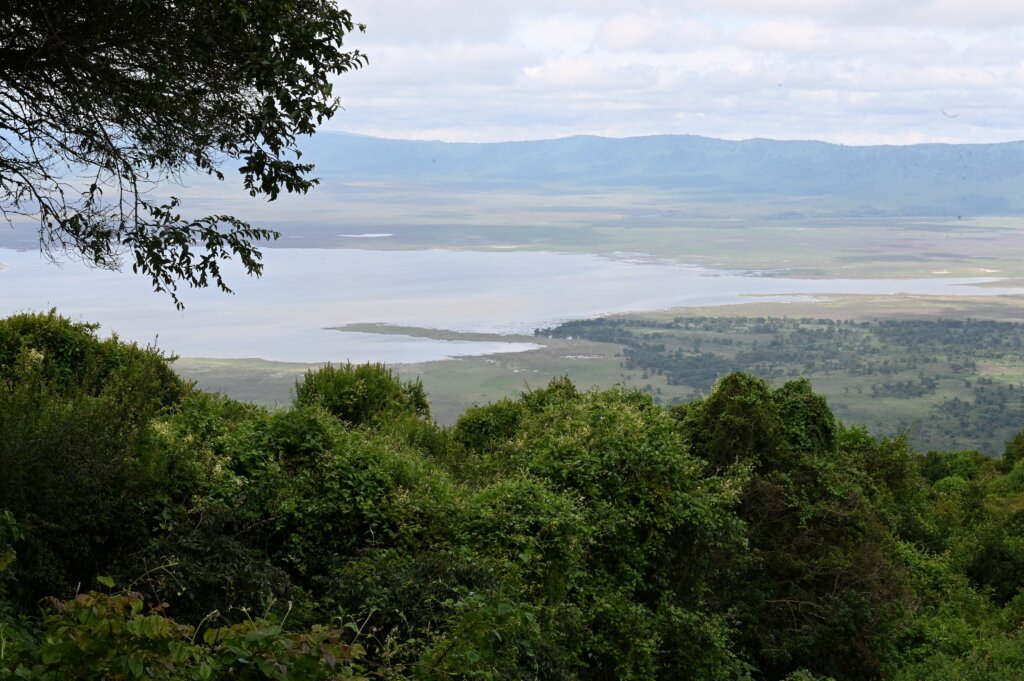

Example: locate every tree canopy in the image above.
[4,312,1024,678]
[0,0,365,307]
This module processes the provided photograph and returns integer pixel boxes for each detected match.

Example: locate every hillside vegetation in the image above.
[537,315,1024,455]
[2,311,1024,680]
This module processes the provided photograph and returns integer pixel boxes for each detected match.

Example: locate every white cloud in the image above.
[331,0,1024,144]
[961,32,1024,64]
[520,58,661,91]
[736,20,836,52]
[596,14,719,52]
[512,14,598,55]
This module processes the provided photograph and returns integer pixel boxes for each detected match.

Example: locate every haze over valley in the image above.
[4,133,1024,453]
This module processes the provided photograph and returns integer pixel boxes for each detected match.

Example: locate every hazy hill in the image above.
[306,132,1024,216]
[4,133,1020,254]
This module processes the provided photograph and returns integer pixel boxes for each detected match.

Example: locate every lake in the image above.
[1,247,1022,363]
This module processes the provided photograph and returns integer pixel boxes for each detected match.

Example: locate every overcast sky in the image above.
[333,1,1024,145]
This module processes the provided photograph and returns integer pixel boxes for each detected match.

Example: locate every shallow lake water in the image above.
[1,247,1021,363]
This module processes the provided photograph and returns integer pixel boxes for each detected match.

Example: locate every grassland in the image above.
[173,292,1024,455]
[254,184,1024,281]
[538,307,1024,455]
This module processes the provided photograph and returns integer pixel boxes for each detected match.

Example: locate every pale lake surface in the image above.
[1,247,1022,363]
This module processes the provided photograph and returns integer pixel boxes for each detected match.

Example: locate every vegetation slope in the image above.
[2,311,1023,680]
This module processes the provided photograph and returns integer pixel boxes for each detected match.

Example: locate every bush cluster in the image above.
[2,311,1023,679]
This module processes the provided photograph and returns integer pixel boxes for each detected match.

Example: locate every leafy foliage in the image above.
[0,0,365,305]
[294,363,429,427]
[675,374,913,679]
[4,589,367,680]
[2,313,1024,679]
[0,311,186,605]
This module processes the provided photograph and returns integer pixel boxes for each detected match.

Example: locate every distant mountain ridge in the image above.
[306,132,1024,216]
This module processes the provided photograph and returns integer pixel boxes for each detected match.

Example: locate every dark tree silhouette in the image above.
[0,0,366,307]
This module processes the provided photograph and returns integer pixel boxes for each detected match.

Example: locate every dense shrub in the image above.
[1,589,370,680]
[492,382,748,679]
[678,374,912,680]
[674,371,783,470]
[1002,429,1024,470]
[452,397,525,456]
[3,313,1024,679]
[0,312,186,606]
[294,362,429,426]
[0,310,186,409]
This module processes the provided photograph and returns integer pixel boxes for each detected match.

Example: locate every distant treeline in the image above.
[537,316,1024,455]
[3,311,1024,680]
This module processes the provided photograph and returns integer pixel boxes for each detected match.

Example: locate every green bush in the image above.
[276,426,463,593]
[918,449,990,483]
[2,589,371,680]
[5,310,1024,679]
[681,374,912,680]
[674,371,783,471]
[0,309,186,409]
[294,362,429,426]
[0,312,186,606]
[451,397,525,456]
[1003,429,1024,470]
[492,381,747,679]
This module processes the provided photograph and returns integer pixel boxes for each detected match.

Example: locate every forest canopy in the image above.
[0,0,365,306]
[2,311,1024,680]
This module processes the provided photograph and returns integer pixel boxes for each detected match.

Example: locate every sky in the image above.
[332,0,1024,145]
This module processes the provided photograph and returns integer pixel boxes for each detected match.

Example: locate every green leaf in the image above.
[127,653,144,678]
[0,547,15,571]
[40,645,63,665]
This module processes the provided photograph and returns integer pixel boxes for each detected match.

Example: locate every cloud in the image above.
[690,0,1024,29]
[596,14,719,53]
[520,59,661,91]
[332,0,1024,144]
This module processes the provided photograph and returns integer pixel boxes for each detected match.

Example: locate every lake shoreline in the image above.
[3,246,1023,364]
